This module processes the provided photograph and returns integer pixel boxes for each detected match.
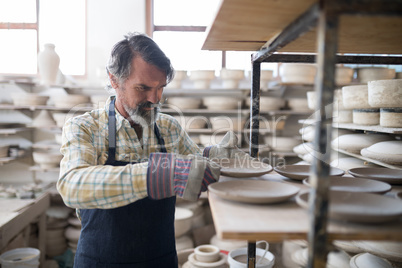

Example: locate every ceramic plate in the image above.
[274,165,344,180]
[208,180,300,204]
[302,176,392,194]
[213,159,273,178]
[296,191,402,223]
[351,241,402,263]
[350,252,393,268]
[348,167,402,185]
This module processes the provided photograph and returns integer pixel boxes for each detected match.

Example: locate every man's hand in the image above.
[203,131,254,161]
[147,153,220,201]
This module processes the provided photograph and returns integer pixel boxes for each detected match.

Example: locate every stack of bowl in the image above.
[210,116,246,132]
[51,94,90,109]
[368,79,402,128]
[189,70,215,89]
[168,98,202,110]
[245,96,285,112]
[219,69,245,89]
[32,150,63,169]
[183,245,228,268]
[175,207,194,252]
[203,97,242,111]
[279,63,316,85]
[46,206,72,257]
[10,93,49,106]
[66,217,81,254]
[166,70,188,89]
[356,67,395,83]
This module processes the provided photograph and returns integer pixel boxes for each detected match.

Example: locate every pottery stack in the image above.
[182,245,228,268]
[175,206,195,251]
[46,206,72,257]
[65,217,81,255]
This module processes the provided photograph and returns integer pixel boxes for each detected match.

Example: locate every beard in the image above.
[123,101,161,128]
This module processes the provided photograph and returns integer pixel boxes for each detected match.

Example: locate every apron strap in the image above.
[106,97,167,165]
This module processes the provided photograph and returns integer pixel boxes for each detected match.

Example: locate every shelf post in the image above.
[308,2,339,268]
[247,60,261,268]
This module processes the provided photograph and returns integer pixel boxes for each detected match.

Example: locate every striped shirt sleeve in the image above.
[57,116,149,210]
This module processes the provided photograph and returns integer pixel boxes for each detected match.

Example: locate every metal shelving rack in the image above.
[202,0,402,267]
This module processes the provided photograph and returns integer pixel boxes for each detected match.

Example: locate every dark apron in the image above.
[74,98,177,268]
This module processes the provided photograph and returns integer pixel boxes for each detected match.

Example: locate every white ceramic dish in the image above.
[194,245,220,263]
[353,240,402,262]
[279,63,316,85]
[331,133,392,154]
[287,98,309,111]
[208,180,300,204]
[228,247,274,268]
[212,159,272,178]
[335,66,354,86]
[10,93,49,106]
[333,109,353,123]
[350,252,393,268]
[351,241,402,263]
[52,94,90,108]
[210,116,246,132]
[246,97,285,111]
[302,176,391,194]
[360,140,402,165]
[368,79,402,108]
[174,116,207,130]
[186,252,227,268]
[33,151,63,169]
[380,108,402,128]
[352,108,380,125]
[357,67,396,83]
[342,85,370,109]
[274,165,344,180]
[263,136,300,152]
[203,97,242,110]
[175,207,194,238]
[296,191,402,223]
[168,97,202,110]
[348,167,402,185]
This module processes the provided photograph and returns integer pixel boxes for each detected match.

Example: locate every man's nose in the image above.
[146,88,162,104]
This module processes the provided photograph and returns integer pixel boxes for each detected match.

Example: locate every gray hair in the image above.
[106,32,174,92]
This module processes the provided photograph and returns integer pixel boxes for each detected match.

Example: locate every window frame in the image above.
[0,0,87,78]
[146,0,226,68]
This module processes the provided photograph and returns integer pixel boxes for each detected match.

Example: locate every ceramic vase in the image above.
[38,43,60,85]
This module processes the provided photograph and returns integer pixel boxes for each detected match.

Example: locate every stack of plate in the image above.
[46,206,72,257]
[279,63,316,85]
[166,70,188,89]
[219,69,245,89]
[189,70,215,89]
[66,217,81,254]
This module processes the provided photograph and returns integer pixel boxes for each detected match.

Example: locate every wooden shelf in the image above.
[0,127,32,135]
[334,148,402,170]
[29,166,60,172]
[202,0,402,54]
[163,89,250,97]
[299,119,402,135]
[0,104,93,112]
[208,175,402,242]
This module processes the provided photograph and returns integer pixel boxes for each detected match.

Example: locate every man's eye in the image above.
[136,87,146,91]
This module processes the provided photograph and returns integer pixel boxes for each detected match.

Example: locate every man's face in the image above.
[111,56,167,127]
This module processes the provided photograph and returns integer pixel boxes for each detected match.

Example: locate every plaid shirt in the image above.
[57,96,201,210]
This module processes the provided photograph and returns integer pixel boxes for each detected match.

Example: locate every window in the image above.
[149,0,276,75]
[0,0,86,76]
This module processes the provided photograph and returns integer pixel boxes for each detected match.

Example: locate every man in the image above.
[57,32,248,267]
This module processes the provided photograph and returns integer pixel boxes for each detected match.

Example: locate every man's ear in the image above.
[109,73,119,89]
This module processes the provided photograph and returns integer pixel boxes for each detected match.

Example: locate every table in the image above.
[0,192,50,267]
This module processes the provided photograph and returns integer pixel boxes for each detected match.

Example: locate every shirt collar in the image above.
[105,95,131,131]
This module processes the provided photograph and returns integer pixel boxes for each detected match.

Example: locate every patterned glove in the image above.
[147,153,221,201]
[203,131,254,160]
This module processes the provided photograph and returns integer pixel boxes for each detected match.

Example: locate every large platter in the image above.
[348,167,402,185]
[214,159,273,178]
[274,164,344,180]
[302,176,392,194]
[296,191,402,223]
[208,180,300,204]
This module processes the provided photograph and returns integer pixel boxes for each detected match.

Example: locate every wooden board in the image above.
[203,0,402,54]
[208,175,402,242]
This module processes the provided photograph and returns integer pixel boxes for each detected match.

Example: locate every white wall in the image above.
[85,0,146,85]
[0,0,147,184]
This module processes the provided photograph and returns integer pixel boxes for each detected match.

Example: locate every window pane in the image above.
[153,31,221,71]
[39,0,85,75]
[0,30,37,74]
[0,0,37,23]
[154,0,221,26]
[226,51,278,77]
